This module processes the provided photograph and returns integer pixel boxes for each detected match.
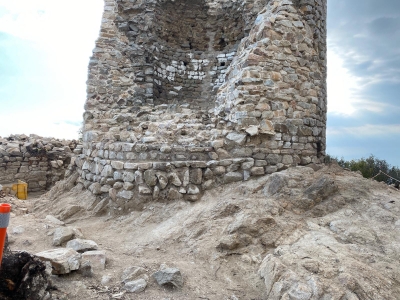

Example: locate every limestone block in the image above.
[144,169,158,186]
[251,167,265,176]
[82,250,106,271]
[139,185,152,195]
[153,266,183,289]
[111,161,124,170]
[66,239,98,253]
[101,165,113,177]
[189,168,202,185]
[123,171,135,182]
[168,172,182,186]
[224,172,243,184]
[187,184,200,195]
[36,248,81,275]
[156,172,168,189]
[124,279,147,293]
[168,187,183,200]
[117,190,134,200]
[226,132,247,145]
[53,227,75,246]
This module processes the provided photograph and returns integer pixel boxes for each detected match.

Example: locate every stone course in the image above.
[0,134,78,192]
[78,0,327,212]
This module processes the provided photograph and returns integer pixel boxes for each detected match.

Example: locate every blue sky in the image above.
[0,1,399,166]
[327,0,400,166]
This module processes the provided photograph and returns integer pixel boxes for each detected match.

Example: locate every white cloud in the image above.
[328,124,400,137]
[0,110,81,140]
[0,0,103,139]
[327,47,391,116]
[0,0,103,47]
[327,48,363,115]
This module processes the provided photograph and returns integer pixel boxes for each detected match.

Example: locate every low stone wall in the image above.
[0,135,79,192]
[75,103,320,213]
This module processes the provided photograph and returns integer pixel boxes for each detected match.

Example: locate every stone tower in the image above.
[77,0,327,212]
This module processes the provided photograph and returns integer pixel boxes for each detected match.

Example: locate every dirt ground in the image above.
[3,164,400,299]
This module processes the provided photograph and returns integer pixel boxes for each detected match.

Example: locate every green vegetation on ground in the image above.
[325,154,400,186]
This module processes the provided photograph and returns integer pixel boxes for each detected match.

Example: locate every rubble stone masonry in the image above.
[0,135,78,192]
[78,0,327,213]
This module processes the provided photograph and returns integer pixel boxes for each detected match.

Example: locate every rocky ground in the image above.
[2,163,400,299]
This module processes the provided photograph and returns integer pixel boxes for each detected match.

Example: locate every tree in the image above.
[325,154,400,186]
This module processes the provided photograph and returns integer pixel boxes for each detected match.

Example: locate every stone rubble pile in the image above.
[0,134,78,192]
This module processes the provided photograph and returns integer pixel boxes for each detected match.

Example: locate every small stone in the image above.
[226,132,247,145]
[124,278,147,293]
[156,172,168,189]
[82,250,106,271]
[153,185,160,198]
[168,172,182,186]
[187,184,200,195]
[224,172,243,184]
[144,169,158,186]
[12,226,25,235]
[139,185,152,194]
[251,167,265,176]
[66,239,98,252]
[153,266,183,289]
[117,190,134,200]
[189,168,202,185]
[53,227,74,246]
[245,126,259,136]
[73,227,85,239]
[121,266,148,283]
[282,155,293,165]
[78,260,93,277]
[242,160,255,170]
[111,161,124,170]
[168,187,183,200]
[142,137,156,143]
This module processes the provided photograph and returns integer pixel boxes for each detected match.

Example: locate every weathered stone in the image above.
[53,227,74,246]
[168,172,182,186]
[78,260,93,277]
[168,187,183,200]
[122,266,148,283]
[153,266,183,289]
[139,185,152,194]
[117,190,134,200]
[111,161,124,170]
[251,167,265,176]
[144,169,158,186]
[81,250,106,271]
[66,239,98,253]
[187,184,200,195]
[36,248,81,275]
[245,125,259,136]
[156,172,168,189]
[124,279,147,293]
[226,132,247,145]
[224,172,243,184]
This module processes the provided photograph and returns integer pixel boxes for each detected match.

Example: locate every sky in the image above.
[0,1,399,166]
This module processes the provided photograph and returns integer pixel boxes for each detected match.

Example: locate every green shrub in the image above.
[325,154,400,186]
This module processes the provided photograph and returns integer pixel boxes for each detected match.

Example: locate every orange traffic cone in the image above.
[0,203,11,268]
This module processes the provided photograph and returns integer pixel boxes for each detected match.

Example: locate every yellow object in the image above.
[11,180,28,200]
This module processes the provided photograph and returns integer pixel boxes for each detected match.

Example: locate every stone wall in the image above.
[0,135,78,192]
[79,0,327,213]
